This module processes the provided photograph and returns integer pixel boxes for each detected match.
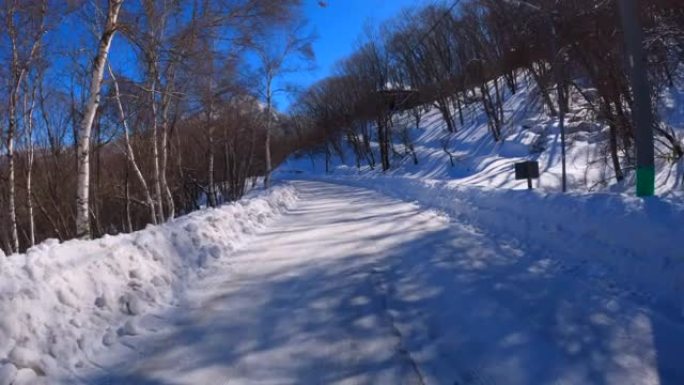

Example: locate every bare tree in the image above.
[107,64,157,225]
[22,71,38,247]
[75,0,123,238]
[2,0,47,252]
[252,22,315,188]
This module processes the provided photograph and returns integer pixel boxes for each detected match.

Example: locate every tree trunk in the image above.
[244,118,257,195]
[175,128,187,213]
[4,0,46,251]
[325,144,330,173]
[24,85,37,247]
[159,72,176,218]
[149,77,165,222]
[528,63,557,117]
[609,121,625,182]
[76,0,123,239]
[124,165,133,232]
[26,149,35,247]
[505,71,517,94]
[264,128,272,187]
[6,110,19,252]
[456,95,465,126]
[363,124,375,169]
[264,77,273,189]
[378,117,391,171]
[436,98,456,132]
[494,77,504,125]
[481,83,501,141]
[108,64,157,225]
[161,133,175,218]
[208,122,217,207]
[602,97,624,182]
[206,97,217,207]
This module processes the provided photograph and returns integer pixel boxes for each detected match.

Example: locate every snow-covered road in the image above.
[74,181,684,385]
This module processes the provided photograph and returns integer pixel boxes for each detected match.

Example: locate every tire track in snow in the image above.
[369,266,427,385]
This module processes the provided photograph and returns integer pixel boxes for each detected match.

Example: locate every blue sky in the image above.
[277,0,432,109]
[45,0,432,111]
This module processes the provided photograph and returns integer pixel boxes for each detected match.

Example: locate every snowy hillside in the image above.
[280,73,684,199]
[249,70,684,384]
[0,186,297,384]
[276,74,684,314]
[276,68,684,290]
[3,0,684,383]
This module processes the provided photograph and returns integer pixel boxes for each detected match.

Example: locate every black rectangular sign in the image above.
[515,161,540,180]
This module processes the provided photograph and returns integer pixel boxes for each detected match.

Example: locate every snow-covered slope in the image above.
[0,185,297,385]
[279,73,684,199]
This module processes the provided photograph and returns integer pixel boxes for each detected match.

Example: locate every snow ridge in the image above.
[0,184,298,384]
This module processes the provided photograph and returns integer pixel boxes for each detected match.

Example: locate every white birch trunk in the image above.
[108,64,157,225]
[207,102,216,207]
[6,107,19,252]
[263,76,273,189]
[208,129,216,206]
[5,4,21,253]
[160,124,174,217]
[5,2,45,251]
[149,77,165,223]
[76,0,123,239]
[24,86,37,247]
[124,168,132,232]
[159,75,175,219]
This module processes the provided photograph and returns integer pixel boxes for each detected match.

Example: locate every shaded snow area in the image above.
[1,181,683,384]
[2,76,682,385]
[68,182,684,384]
[305,175,684,317]
[0,185,297,385]
[278,73,684,199]
[273,73,684,384]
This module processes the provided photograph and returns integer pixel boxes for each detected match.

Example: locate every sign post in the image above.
[515,161,540,190]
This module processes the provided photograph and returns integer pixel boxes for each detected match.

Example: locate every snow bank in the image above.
[303,175,684,317]
[0,184,297,384]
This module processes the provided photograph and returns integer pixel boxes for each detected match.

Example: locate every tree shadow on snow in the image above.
[71,184,684,385]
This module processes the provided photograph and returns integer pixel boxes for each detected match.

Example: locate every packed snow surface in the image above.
[1,179,683,384]
[0,181,675,384]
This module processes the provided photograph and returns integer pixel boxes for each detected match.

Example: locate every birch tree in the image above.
[22,73,38,247]
[107,64,157,225]
[75,0,123,238]
[252,22,315,189]
[2,0,47,252]
[0,0,312,247]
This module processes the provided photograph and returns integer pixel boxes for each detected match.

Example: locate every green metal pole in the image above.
[619,0,655,197]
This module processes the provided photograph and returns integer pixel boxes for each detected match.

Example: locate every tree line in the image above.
[290,0,683,177]
[0,0,310,254]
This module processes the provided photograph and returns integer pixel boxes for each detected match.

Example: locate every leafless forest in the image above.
[2,0,683,253]
[290,0,683,177]
[0,0,313,253]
